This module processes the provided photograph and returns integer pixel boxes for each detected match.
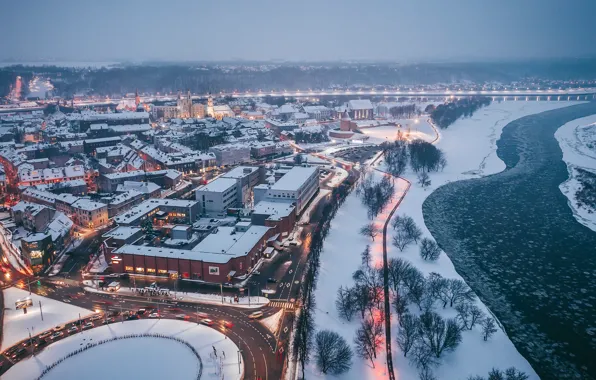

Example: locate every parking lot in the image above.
[331,145,382,163]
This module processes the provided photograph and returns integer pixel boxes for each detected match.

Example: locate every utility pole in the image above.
[237,350,242,374]
[39,301,44,321]
[220,283,224,304]
[248,286,250,307]
[27,327,34,356]
[196,305,199,324]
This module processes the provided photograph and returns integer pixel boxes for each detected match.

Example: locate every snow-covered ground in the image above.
[1,287,91,350]
[260,309,284,334]
[555,116,596,232]
[359,118,435,144]
[83,283,269,308]
[307,101,583,379]
[4,319,241,380]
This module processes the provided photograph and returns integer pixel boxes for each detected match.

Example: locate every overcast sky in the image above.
[1,0,595,63]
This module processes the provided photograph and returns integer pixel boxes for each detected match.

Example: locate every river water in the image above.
[423,102,596,380]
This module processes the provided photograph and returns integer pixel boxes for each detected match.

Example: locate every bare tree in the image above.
[419,366,438,380]
[351,284,372,319]
[455,301,484,330]
[361,245,372,267]
[504,367,530,380]
[419,238,441,261]
[417,311,462,358]
[417,171,431,188]
[387,257,412,295]
[403,267,426,310]
[360,223,380,242]
[336,286,355,321]
[392,292,408,318]
[402,216,422,243]
[396,313,419,357]
[393,229,414,251]
[292,307,315,379]
[354,317,384,368]
[439,278,475,308]
[481,317,497,341]
[314,330,353,375]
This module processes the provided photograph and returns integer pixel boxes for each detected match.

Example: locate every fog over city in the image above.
[1,0,596,62]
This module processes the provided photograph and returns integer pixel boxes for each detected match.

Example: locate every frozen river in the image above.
[423,102,596,380]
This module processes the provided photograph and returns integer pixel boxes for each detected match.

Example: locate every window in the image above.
[136,267,144,273]
[146,268,156,274]
[125,266,133,272]
[158,269,167,275]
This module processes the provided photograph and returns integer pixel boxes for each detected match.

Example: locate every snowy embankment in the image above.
[554,115,596,232]
[307,101,582,380]
[1,287,91,350]
[4,319,241,380]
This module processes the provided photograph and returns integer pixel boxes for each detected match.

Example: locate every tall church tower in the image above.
[135,89,141,107]
[340,109,352,131]
[207,94,214,118]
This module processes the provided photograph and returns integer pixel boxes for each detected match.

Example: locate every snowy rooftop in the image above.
[103,226,142,240]
[252,199,295,220]
[221,166,259,179]
[72,199,107,212]
[113,198,199,224]
[348,99,374,110]
[197,177,237,193]
[270,166,317,192]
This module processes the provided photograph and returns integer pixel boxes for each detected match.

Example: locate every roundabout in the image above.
[3,319,242,380]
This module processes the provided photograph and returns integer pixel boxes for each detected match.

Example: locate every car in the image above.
[67,326,79,335]
[196,312,209,319]
[62,298,71,303]
[175,314,190,320]
[102,317,116,325]
[148,312,160,318]
[126,314,139,321]
[89,313,103,321]
[221,320,234,329]
[252,270,261,275]
[248,311,263,319]
[22,339,33,347]
[11,347,27,360]
[4,346,19,357]
[136,308,147,315]
[34,339,48,349]
[267,278,277,283]
[50,331,64,341]
[38,331,52,340]
[53,324,66,332]
[82,322,94,331]
[200,319,214,326]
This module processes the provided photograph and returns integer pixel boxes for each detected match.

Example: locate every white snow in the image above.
[3,319,241,380]
[260,309,284,335]
[359,118,435,144]
[1,287,91,350]
[307,101,583,379]
[555,115,596,232]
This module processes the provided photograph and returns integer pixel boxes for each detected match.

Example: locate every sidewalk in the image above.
[83,283,269,309]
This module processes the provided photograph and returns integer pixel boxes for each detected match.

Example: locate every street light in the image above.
[237,350,242,374]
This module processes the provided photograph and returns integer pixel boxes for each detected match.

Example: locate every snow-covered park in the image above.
[305,101,583,379]
[1,287,91,350]
[4,319,241,380]
[359,118,436,144]
[555,115,596,232]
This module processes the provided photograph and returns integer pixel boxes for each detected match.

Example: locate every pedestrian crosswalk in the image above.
[269,301,295,310]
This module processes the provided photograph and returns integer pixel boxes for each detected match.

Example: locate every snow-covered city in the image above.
[1,2,596,380]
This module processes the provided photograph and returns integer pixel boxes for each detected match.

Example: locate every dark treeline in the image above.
[390,104,419,118]
[294,131,329,144]
[429,97,492,129]
[3,58,596,97]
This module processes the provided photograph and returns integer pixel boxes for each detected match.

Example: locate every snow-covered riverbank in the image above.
[555,115,596,232]
[306,101,583,379]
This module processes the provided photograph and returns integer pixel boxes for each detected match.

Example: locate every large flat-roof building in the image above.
[195,177,238,216]
[264,166,319,214]
[109,224,273,282]
[113,198,200,226]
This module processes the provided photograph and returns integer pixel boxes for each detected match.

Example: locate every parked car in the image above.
[53,325,66,332]
[67,326,79,335]
[50,331,64,341]
[82,322,94,331]
[38,331,52,340]
[89,313,103,321]
[267,278,277,283]
[102,317,116,325]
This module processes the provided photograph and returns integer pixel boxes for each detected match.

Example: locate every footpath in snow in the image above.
[555,115,596,232]
[1,287,91,350]
[4,319,241,380]
[307,101,582,380]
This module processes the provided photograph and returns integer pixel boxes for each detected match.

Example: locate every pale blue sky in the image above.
[1,0,595,62]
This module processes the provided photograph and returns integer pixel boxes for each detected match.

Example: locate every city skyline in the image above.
[1,0,595,63]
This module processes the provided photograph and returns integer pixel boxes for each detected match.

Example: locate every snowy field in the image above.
[1,287,91,350]
[555,115,596,232]
[307,101,583,379]
[4,319,241,380]
[359,118,436,144]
